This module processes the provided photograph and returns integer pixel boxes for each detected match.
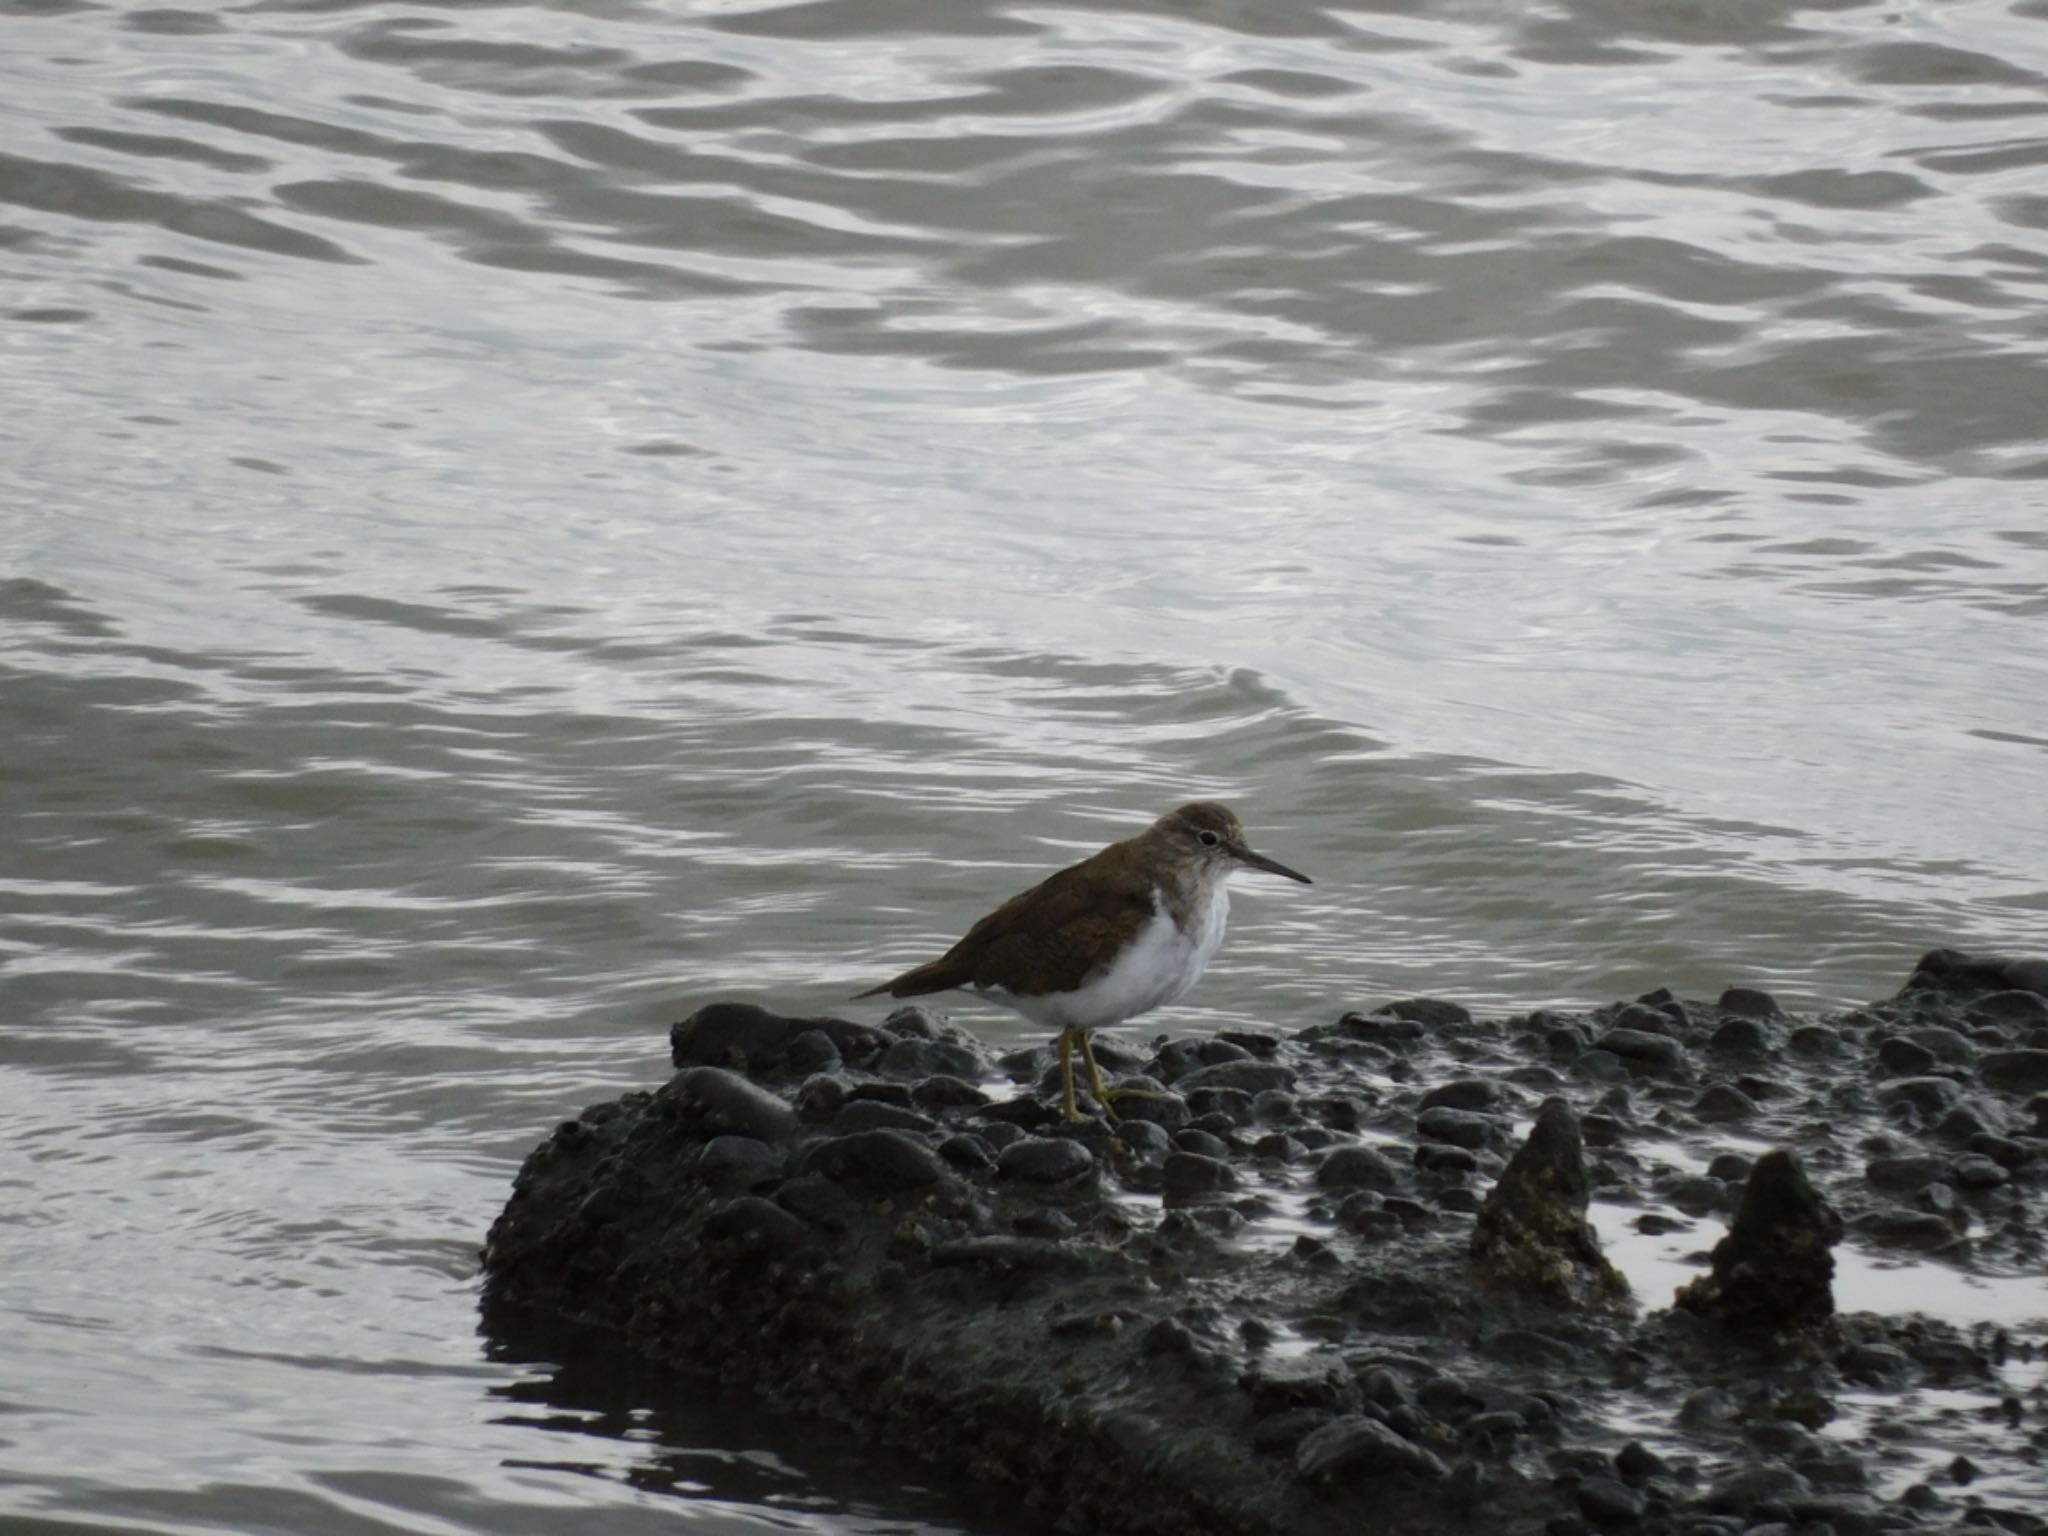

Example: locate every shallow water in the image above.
[4,0,2046,1530]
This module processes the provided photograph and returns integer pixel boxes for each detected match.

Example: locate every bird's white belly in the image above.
[979,885,1229,1032]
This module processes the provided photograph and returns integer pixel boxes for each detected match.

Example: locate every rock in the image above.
[1380,998,1473,1029]
[1173,1059,1297,1095]
[1417,1106,1506,1149]
[1161,1150,1237,1197]
[1675,1149,1841,1333]
[833,1099,939,1136]
[701,1194,810,1256]
[1295,1414,1448,1483]
[911,1074,991,1111]
[1718,987,1782,1019]
[797,1128,951,1194]
[1972,990,2048,1028]
[1316,1145,1401,1190]
[1596,1029,1689,1077]
[1692,1084,1758,1122]
[673,1066,802,1144]
[1469,1098,1627,1308]
[1612,1002,1680,1037]
[699,1134,781,1186]
[1875,1076,1962,1114]
[877,1037,986,1081]
[1981,1049,2048,1094]
[996,1136,1095,1186]
[1865,1154,1949,1191]
[1419,1078,1502,1112]
[1578,1475,1646,1527]
[671,1003,794,1073]
[1907,1024,1973,1061]
[1708,1017,1770,1055]
[1876,1036,1938,1076]
[785,1029,842,1074]
[1951,1153,2008,1188]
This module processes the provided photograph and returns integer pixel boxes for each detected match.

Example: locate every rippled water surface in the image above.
[4,0,2045,1530]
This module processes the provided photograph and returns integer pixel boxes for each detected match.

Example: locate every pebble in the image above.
[1596,1029,1689,1077]
[1420,1078,1504,1112]
[1173,1059,1297,1095]
[1717,987,1781,1019]
[1416,1106,1505,1149]
[1693,1084,1758,1122]
[799,1127,952,1193]
[997,1136,1094,1186]
[1981,1049,2048,1094]
[675,1065,802,1143]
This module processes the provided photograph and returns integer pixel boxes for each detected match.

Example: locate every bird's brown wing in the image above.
[858,845,1158,1000]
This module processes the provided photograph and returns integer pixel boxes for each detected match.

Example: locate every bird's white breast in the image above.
[978,882,1230,1032]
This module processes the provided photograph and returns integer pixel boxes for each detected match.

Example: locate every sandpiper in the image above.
[856,801,1311,1121]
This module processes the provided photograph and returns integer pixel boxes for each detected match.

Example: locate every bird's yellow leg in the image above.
[1058,1029,1089,1123]
[1080,1031,1172,1119]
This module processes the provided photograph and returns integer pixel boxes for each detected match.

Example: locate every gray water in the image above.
[3,0,2045,1530]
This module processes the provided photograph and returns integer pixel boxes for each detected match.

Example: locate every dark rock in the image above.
[1596,1029,1689,1077]
[1185,1087,1256,1123]
[1174,1060,1297,1096]
[1981,1049,2048,1094]
[1161,1150,1237,1197]
[996,1135,1095,1186]
[1875,1076,1962,1115]
[671,1002,795,1072]
[1613,1002,1680,1037]
[1295,1413,1448,1483]
[1415,1143,1478,1175]
[1469,1098,1626,1308]
[1381,997,1473,1029]
[1876,1037,1938,1076]
[673,1066,802,1144]
[1115,1118,1171,1156]
[833,1098,939,1136]
[1706,1152,1754,1183]
[1864,1155,1948,1192]
[1951,1153,2008,1188]
[1316,1144,1401,1190]
[797,1128,951,1195]
[1419,1078,1503,1112]
[1972,989,2048,1027]
[911,1074,990,1111]
[1174,1127,1232,1159]
[1675,1150,1841,1333]
[1851,1209,1958,1248]
[937,1132,995,1170]
[1578,1475,1647,1527]
[1718,987,1781,1019]
[1111,1088,1192,1130]
[1704,1464,1809,1514]
[1417,1106,1507,1149]
[785,1029,842,1074]
[1907,1024,1973,1061]
[699,1134,781,1186]
[701,1194,810,1256]
[1693,1084,1758,1122]
[1788,1024,1837,1056]
[1708,1017,1770,1055]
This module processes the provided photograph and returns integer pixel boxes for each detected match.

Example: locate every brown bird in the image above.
[856,801,1311,1121]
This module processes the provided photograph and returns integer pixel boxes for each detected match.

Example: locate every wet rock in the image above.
[1788,1024,1838,1056]
[1116,1118,1171,1156]
[1296,1413,1448,1484]
[1692,1084,1758,1122]
[1864,1154,1948,1191]
[671,1002,796,1072]
[1907,1024,1973,1061]
[1414,1143,1478,1175]
[1420,1078,1504,1112]
[1875,1076,1962,1115]
[1316,1144,1401,1190]
[786,1029,842,1074]
[1418,1106,1507,1150]
[1175,1127,1232,1159]
[1675,1149,1841,1334]
[1613,1002,1680,1037]
[674,1066,801,1144]
[1706,1152,1754,1183]
[1708,1017,1770,1056]
[1596,1029,1688,1078]
[937,1132,995,1170]
[1186,1087,1256,1123]
[1112,1088,1192,1130]
[701,1194,810,1256]
[1175,1059,1298,1095]
[996,1136,1095,1186]
[797,1128,952,1195]
[1876,1036,1938,1076]
[1577,1475,1646,1527]
[1469,1098,1626,1308]
[833,1098,939,1136]
[1851,1208,1958,1248]
[1161,1150,1237,1197]
[911,1074,990,1112]
[1382,997,1474,1030]
[699,1134,780,1186]
[1718,987,1782,1019]
[1951,1153,2008,1188]
[1981,1049,2048,1094]
[1972,989,2048,1028]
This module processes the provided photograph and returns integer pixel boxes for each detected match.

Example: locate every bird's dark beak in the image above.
[1230,841,1312,884]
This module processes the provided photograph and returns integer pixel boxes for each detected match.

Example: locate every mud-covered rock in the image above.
[1469,1098,1626,1309]
[1674,1150,1841,1334]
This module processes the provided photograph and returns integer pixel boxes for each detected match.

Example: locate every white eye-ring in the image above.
[1198,830,1221,847]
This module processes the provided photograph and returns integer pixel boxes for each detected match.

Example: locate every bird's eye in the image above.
[1198,830,1221,847]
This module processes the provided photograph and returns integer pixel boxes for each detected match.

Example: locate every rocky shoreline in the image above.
[480,948,2048,1536]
